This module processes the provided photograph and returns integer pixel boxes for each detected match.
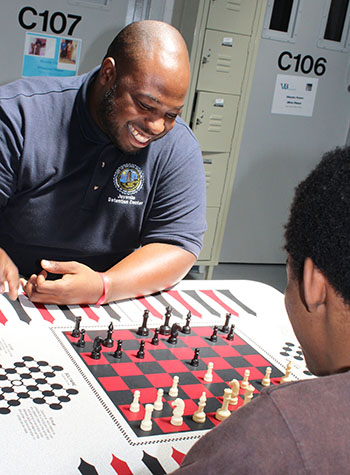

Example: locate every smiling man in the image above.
[0,21,206,304]
[173,147,350,474]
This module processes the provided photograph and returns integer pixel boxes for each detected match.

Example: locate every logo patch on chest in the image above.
[113,163,144,195]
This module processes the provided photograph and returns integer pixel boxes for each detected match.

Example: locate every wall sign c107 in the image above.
[18,6,82,36]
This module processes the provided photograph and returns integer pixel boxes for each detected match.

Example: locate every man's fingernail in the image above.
[0,284,4,293]
[42,260,50,267]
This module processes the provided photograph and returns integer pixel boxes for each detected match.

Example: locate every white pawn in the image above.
[262,367,272,387]
[140,404,154,431]
[281,360,292,383]
[193,392,207,423]
[129,390,141,413]
[228,378,240,405]
[243,384,254,405]
[171,398,185,426]
[169,375,179,397]
[240,369,250,389]
[153,388,164,411]
[215,388,232,421]
[204,362,214,383]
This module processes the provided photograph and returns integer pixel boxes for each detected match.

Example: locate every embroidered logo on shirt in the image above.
[113,163,144,195]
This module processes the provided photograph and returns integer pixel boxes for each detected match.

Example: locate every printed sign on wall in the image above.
[271,74,319,117]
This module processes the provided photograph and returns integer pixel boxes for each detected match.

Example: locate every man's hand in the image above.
[0,248,20,300]
[21,260,104,305]
[21,244,195,305]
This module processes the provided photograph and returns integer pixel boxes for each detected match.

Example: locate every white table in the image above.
[0,280,309,474]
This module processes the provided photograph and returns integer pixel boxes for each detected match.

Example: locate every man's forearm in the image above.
[104,243,196,302]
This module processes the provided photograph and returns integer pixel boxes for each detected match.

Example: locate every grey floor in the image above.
[186,263,287,294]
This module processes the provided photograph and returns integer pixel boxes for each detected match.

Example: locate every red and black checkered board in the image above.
[64,326,284,438]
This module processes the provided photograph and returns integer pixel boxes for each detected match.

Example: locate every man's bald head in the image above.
[104,20,190,81]
[89,20,190,153]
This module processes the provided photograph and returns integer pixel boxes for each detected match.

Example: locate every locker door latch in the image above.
[202,50,211,65]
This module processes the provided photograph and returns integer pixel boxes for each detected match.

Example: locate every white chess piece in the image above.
[243,384,254,405]
[228,379,240,405]
[215,388,232,421]
[169,375,179,397]
[281,361,292,383]
[262,367,272,387]
[153,388,164,411]
[241,369,250,389]
[140,404,154,431]
[192,392,207,423]
[204,362,214,383]
[130,390,141,413]
[171,398,185,426]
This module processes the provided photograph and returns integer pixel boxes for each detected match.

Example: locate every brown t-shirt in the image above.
[172,371,350,474]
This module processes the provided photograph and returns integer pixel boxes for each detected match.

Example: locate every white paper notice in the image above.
[271,74,318,117]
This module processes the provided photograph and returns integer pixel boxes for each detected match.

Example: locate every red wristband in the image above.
[96,272,110,306]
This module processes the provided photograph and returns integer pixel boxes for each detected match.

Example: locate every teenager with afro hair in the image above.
[173,146,350,474]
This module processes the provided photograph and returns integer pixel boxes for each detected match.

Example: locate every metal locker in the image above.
[207,0,257,35]
[192,91,239,152]
[203,153,229,207]
[197,29,250,94]
[199,207,219,261]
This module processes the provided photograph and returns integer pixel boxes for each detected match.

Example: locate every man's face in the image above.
[284,260,328,376]
[96,63,188,154]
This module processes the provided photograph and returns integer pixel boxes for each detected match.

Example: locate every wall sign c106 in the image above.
[278,51,327,76]
[18,6,82,36]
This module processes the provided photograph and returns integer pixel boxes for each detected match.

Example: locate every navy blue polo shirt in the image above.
[0,68,206,276]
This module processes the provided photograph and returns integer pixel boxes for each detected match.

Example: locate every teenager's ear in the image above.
[303,257,327,312]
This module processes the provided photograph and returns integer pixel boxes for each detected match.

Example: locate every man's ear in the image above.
[303,257,327,312]
[99,57,116,87]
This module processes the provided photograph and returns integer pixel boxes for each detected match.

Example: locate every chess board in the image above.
[60,323,285,442]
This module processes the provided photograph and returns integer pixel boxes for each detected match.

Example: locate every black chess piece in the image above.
[227,324,235,341]
[220,313,231,333]
[151,328,160,346]
[90,336,102,359]
[210,325,218,342]
[181,311,192,334]
[136,340,145,359]
[190,348,200,367]
[71,316,82,337]
[102,322,114,347]
[159,306,172,335]
[76,328,86,347]
[137,310,150,336]
[113,340,123,359]
[168,323,180,345]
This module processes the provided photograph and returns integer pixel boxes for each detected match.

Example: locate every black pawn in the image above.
[191,348,200,367]
[168,323,180,345]
[71,316,82,337]
[113,340,123,359]
[220,313,231,333]
[159,306,172,335]
[181,311,192,334]
[136,340,145,359]
[151,328,160,346]
[137,310,150,336]
[91,336,102,359]
[77,329,86,347]
[103,322,114,347]
[227,324,235,341]
[210,325,218,342]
